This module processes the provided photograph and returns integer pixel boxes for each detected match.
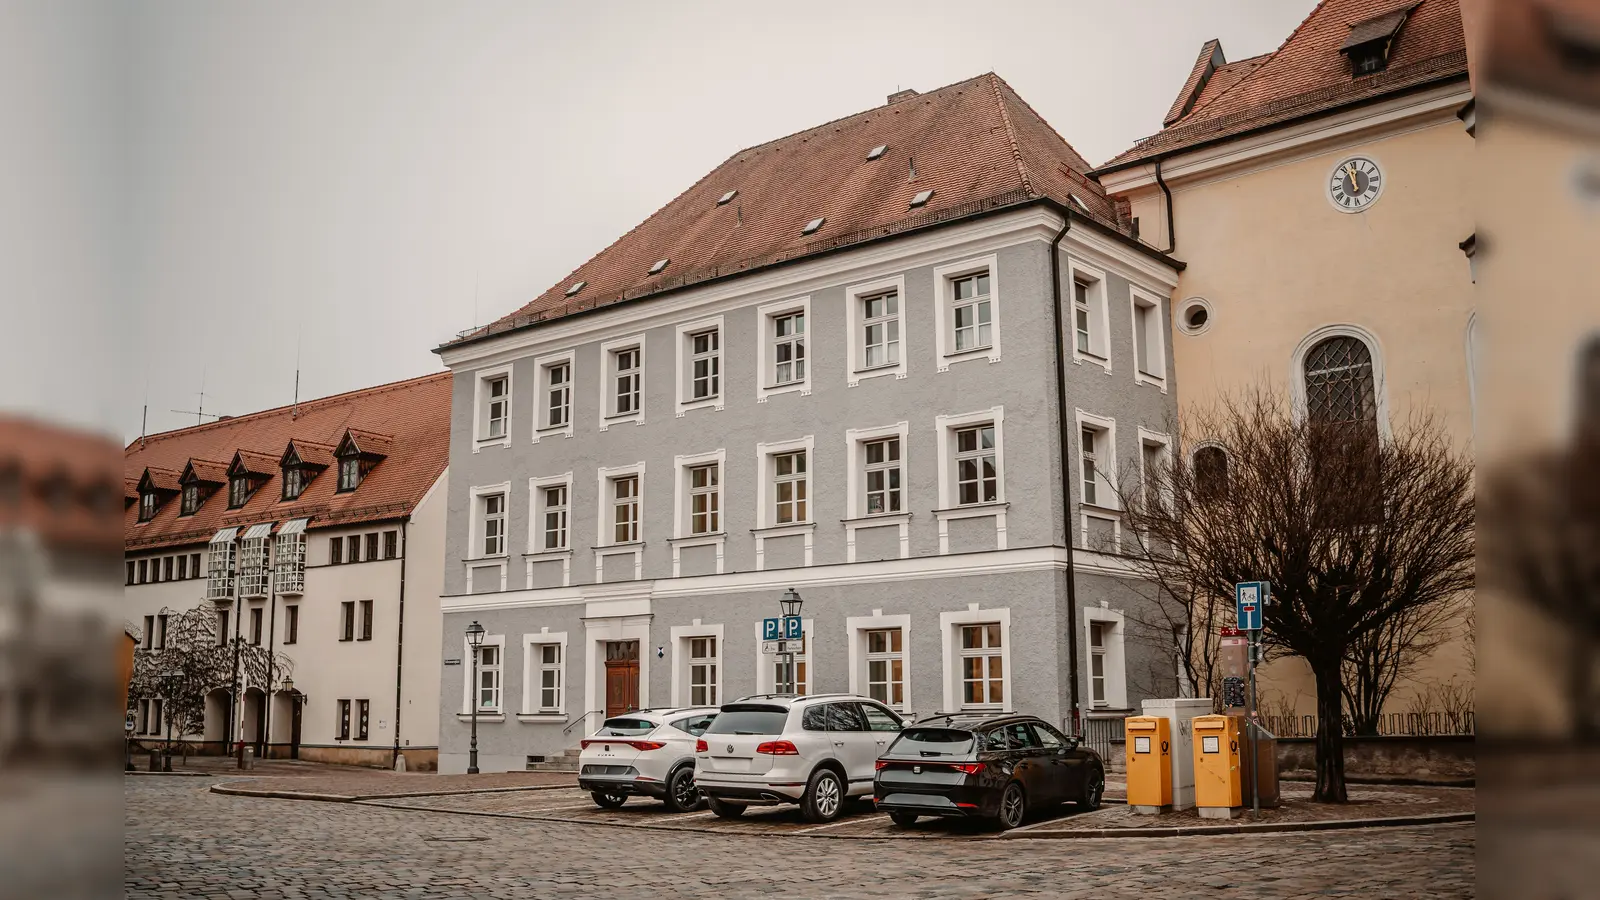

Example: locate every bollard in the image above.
[148,749,161,772]
[393,752,407,773]
[162,751,172,772]
[239,745,255,770]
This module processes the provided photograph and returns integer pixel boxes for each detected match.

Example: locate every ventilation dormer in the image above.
[135,467,181,522]
[177,458,227,516]
[1340,2,1419,77]
[225,450,276,510]
[279,439,335,501]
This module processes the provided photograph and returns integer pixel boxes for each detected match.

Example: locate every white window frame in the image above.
[753,618,815,695]
[847,610,912,715]
[532,350,575,441]
[939,604,1012,713]
[1137,427,1172,512]
[670,621,725,708]
[596,462,646,547]
[460,632,506,717]
[669,450,726,577]
[470,484,510,559]
[1083,606,1128,710]
[845,274,908,385]
[527,472,573,555]
[1288,323,1391,438]
[519,628,568,720]
[1075,410,1117,510]
[932,254,1003,370]
[1129,286,1168,390]
[675,316,725,415]
[752,436,816,571]
[1066,261,1112,370]
[841,422,912,561]
[473,364,513,451]
[598,334,646,429]
[755,296,812,402]
[932,408,1008,555]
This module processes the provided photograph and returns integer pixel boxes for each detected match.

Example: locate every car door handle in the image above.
[832,740,844,746]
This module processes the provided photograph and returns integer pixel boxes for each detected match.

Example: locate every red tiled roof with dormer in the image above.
[1098,0,1468,172]
[444,72,1144,350]
[0,415,123,553]
[123,372,450,551]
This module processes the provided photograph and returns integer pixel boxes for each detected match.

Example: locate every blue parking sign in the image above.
[762,617,781,641]
[1236,581,1267,631]
[784,616,804,640]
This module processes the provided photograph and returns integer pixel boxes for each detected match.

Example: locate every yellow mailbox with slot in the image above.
[1192,714,1244,818]
[1123,716,1172,812]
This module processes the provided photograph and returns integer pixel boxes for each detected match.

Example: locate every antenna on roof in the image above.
[291,320,303,419]
[140,404,147,449]
[172,366,222,426]
[908,153,916,182]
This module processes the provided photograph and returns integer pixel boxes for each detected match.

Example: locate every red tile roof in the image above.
[0,415,123,553]
[284,439,337,469]
[1099,0,1468,172]
[123,372,450,550]
[446,73,1135,349]
[181,458,229,485]
[1165,39,1227,126]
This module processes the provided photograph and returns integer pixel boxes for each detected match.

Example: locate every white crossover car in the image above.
[578,707,720,812]
[693,693,907,823]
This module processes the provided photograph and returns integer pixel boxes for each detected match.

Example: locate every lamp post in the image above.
[465,620,485,774]
[779,588,802,695]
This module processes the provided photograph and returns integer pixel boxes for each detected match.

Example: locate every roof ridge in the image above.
[129,370,449,449]
[1193,0,1334,119]
[990,74,1099,179]
[987,74,1035,196]
[733,72,995,157]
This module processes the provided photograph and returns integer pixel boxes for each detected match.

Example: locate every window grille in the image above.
[1304,336,1377,426]
[273,519,308,595]
[239,533,270,599]
[205,528,237,600]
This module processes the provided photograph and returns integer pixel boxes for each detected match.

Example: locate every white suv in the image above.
[577,707,720,812]
[693,693,906,823]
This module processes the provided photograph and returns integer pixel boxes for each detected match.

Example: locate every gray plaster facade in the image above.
[435,207,1184,774]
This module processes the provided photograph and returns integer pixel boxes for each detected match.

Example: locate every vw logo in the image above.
[726,744,734,753]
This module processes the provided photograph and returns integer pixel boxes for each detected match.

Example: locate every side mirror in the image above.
[1064,736,1081,750]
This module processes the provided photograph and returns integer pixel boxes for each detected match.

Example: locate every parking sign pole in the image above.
[1249,627,1260,821]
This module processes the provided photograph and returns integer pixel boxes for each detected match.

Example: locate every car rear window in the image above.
[892,727,975,756]
[595,717,656,736]
[704,706,788,736]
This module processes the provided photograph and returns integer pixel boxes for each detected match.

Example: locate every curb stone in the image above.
[1000,811,1476,839]
[209,782,576,802]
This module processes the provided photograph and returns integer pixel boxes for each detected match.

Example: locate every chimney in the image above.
[887,88,918,104]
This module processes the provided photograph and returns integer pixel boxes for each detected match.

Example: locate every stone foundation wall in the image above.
[1276,734,1474,781]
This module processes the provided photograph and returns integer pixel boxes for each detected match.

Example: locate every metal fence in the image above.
[1260,710,1475,738]
[1081,715,1128,763]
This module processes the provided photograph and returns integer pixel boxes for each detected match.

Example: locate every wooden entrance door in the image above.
[604,641,640,718]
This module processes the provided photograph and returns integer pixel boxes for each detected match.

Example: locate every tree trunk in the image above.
[1312,660,1348,803]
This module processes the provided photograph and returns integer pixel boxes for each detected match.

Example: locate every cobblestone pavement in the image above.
[128,776,1475,898]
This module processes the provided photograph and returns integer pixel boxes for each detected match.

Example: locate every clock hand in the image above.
[1346,163,1362,193]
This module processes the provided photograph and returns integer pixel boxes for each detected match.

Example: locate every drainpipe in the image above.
[263,534,278,760]
[227,539,243,752]
[391,520,409,769]
[1047,210,1083,736]
[1154,158,1176,254]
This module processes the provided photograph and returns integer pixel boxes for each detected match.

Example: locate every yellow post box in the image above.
[1192,714,1244,818]
[1123,716,1172,813]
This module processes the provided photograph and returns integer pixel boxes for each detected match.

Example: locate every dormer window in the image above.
[338,456,362,492]
[139,491,158,522]
[283,466,306,501]
[1339,3,1416,78]
[228,474,254,509]
[181,483,201,515]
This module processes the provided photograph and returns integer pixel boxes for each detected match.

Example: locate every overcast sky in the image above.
[4,2,1319,443]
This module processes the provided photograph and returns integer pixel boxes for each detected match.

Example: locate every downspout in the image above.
[263,534,277,759]
[1047,210,1083,736]
[391,520,409,768]
[1155,157,1176,254]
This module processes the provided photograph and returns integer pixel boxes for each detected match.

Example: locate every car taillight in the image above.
[874,760,890,770]
[695,739,708,753]
[579,739,594,749]
[953,763,985,775]
[629,740,666,751]
[755,740,799,755]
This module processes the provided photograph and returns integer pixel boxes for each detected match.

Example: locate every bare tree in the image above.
[1341,596,1460,735]
[128,602,292,760]
[1121,386,1474,802]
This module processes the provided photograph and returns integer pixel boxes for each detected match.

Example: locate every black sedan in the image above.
[872,713,1105,829]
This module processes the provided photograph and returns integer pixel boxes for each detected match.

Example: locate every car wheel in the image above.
[665,766,702,813]
[995,782,1027,830]
[888,811,919,828]
[706,797,746,819]
[1079,768,1104,810]
[801,768,845,824]
[591,790,628,810]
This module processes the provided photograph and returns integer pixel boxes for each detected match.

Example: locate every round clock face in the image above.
[1328,156,1383,212]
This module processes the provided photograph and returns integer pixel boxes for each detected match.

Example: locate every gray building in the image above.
[434,75,1185,774]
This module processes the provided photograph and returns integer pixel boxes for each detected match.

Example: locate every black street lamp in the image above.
[465,620,485,774]
[779,588,802,695]
[160,670,181,757]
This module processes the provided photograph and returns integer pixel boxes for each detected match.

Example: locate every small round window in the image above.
[1178,298,1212,336]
